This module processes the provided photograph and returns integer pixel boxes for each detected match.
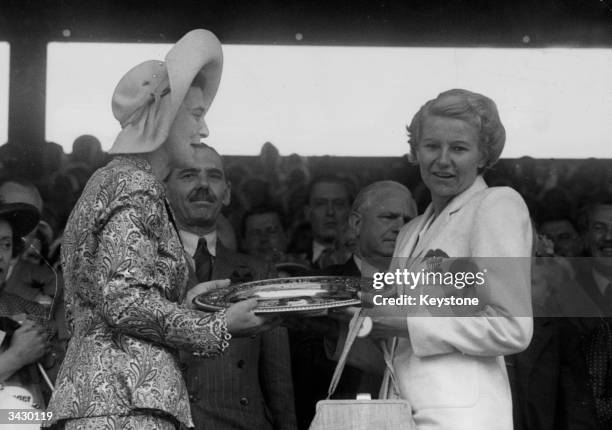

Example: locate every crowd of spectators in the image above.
[1,137,611,269]
[1,134,612,429]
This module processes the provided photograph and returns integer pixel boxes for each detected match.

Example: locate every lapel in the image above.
[520,318,558,378]
[411,175,488,259]
[578,268,612,316]
[211,243,261,283]
[186,242,252,287]
[341,257,361,277]
[163,198,184,248]
[186,258,198,289]
[405,205,434,261]
[211,242,233,280]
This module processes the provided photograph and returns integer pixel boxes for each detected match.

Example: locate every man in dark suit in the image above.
[302,175,353,269]
[240,206,312,277]
[324,180,417,394]
[166,145,296,430]
[335,180,417,278]
[558,200,612,429]
[290,181,417,428]
[511,199,612,430]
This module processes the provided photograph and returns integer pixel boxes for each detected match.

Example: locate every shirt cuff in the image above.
[192,309,232,357]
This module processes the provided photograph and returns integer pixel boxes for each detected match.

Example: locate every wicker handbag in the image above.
[309,311,415,430]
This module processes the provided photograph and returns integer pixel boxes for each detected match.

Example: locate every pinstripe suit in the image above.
[181,243,297,430]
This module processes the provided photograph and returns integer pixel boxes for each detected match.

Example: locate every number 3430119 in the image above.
[6,410,54,422]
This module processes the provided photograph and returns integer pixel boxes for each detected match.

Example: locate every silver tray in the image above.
[193,276,365,314]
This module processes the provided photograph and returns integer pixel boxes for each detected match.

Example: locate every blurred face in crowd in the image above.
[416,116,485,212]
[243,212,288,259]
[166,146,230,233]
[164,86,209,169]
[306,181,350,244]
[0,182,43,248]
[22,235,43,265]
[351,190,416,263]
[585,204,612,272]
[0,220,13,283]
[540,219,583,257]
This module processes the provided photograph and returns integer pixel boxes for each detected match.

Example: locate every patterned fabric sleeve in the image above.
[94,186,230,357]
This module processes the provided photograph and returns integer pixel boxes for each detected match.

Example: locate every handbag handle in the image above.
[378,337,400,399]
[326,310,400,399]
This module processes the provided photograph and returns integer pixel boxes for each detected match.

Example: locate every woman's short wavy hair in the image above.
[407,89,506,171]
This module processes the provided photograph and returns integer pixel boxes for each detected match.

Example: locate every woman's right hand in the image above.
[225,299,280,337]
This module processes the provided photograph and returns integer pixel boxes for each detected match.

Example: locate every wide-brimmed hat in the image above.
[0,202,40,237]
[109,29,223,154]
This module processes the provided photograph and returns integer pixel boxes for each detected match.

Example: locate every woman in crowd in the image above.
[364,89,533,429]
[46,30,272,429]
[0,201,51,409]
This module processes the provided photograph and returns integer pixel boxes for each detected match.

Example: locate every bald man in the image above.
[292,181,417,426]
[345,180,417,276]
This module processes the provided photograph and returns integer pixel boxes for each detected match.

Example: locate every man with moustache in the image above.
[562,199,612,428]
[526,198,612,430]
[165,144,296,430]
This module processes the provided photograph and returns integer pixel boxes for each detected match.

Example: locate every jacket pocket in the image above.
[402,353,479,410]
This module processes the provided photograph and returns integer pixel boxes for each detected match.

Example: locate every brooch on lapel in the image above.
[422,249,449,272]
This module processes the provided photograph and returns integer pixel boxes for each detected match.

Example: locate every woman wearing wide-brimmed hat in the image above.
[46,30,273,430]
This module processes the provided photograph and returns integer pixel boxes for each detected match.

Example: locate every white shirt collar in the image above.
[5,259,17,280]
[592,268,612,296]
[312,240,328,263]
[179,229,217,258]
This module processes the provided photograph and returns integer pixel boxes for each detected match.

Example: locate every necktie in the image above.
[194,237,213,282]
[315,247,334,270]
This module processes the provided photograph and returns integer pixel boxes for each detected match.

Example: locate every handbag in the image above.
[309,310,415,430]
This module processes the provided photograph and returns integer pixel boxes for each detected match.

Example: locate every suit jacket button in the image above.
[237,359,245,369]
[189,394,198,402]
[240,396,249,406]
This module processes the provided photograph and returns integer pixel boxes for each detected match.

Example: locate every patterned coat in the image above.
[47,156,229,428]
